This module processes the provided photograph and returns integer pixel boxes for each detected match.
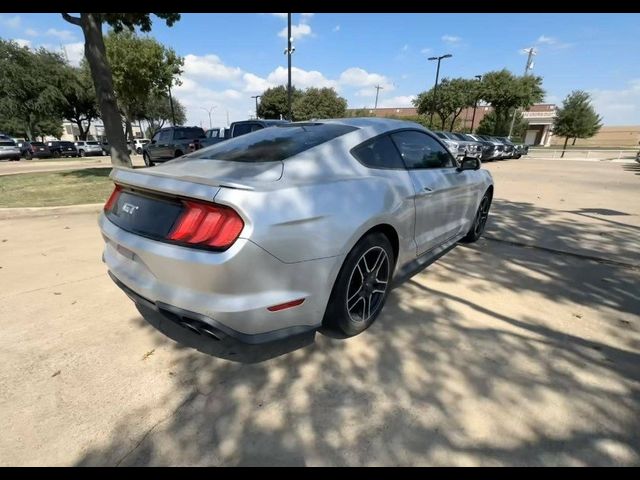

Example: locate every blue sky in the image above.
[1,12,639,126]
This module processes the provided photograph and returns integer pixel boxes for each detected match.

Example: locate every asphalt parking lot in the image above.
[0,158,638,466]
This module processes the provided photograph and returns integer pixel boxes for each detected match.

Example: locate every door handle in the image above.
[417,186,434,197]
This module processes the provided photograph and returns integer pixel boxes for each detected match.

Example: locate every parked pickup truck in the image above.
[187,119,290,153]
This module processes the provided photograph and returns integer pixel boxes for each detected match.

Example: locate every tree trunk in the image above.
[75,119,88,140]
[79,13,130,167]
[125,117,135,152]
[561,136,569,158]
[84,118,92,140]
[572,137,577,145]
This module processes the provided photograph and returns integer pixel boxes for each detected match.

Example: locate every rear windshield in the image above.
[60,142,75,146]
[188,123,358,162]
[434,132,447,139]
[174,127,205,140]
[87,141,100,145]
[31,142,45,146]
[0,141,16,146]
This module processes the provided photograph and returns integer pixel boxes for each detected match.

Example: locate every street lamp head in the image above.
[441,54,452,59]
[475,75,482,80]
[428,56,438,61]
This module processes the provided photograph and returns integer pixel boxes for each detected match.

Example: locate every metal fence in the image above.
[528,148,639,161]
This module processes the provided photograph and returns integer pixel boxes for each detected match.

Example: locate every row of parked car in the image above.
[0,137,154,161]
[433,131,529,162]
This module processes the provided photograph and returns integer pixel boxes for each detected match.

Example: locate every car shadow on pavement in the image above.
[622,163,640,175]
[74,196,640,466]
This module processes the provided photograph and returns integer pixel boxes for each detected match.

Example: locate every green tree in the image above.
[0,40,67,140]
[477,109,528,138]
[480,69,544,135]
[61,13,180,167]
[292,87,347,121]
[553,90,603,156]
[257,86,303,119]
[104,30,183,150]
[59,64,100,140]
[140,94,187,138]
[414,78,478,130]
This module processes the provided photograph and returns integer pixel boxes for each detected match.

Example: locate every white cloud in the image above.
[268,66,337,89]
[0,15,21,29]
[301,13,314,18]
[420,47,431,54]
[24,28,38,37]
[537,35,556,45]
[45,28,76,42]
[242,72,272,93]
[590,79,640,125]
[14,38,31,48]
[339,67,394,91]
[183,54,243,81]
[278,23,312,41]
[442,35,461,44]
[402,44,409,52]
[333,25,340,32]
[63,42,85,67]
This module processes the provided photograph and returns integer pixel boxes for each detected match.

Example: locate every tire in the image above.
[79,150,85,157]
[12,156,20,161]
[143,152,153,167]
[174,150,183,158]
[25,151,33,160]
[323,232,396,337]
[461,190,492,244]
[136,147,142,155]
[52,151,60,158]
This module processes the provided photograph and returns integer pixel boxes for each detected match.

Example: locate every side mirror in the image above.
[457,156,480,172]
[150,140,156,145]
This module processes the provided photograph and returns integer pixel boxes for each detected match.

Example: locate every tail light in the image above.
[104,185,122,212]
[168,200,244,249]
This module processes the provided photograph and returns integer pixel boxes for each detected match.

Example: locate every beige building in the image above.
[550,125,640,148]
[49,120,144,142]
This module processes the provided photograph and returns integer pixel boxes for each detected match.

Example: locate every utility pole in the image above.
[251,95,261,119]
[226,110,230,127]
[471,74,482,133]
[168,84,176,125]
[200,106,215,129]
[284,13,294,121]
[374,85,384,110]
[508,47,537,139]
[427,54,452,127]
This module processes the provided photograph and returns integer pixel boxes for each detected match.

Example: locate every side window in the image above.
[232,124,252,137]
[151,132,161,142]
[250,124,264,132]
[159,130,171,142]
[391,130,454,169]
[351,134,405,169]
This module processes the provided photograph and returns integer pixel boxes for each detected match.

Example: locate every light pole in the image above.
[508,47,537,139]
[200,106,215,129]
[251,95,261,119]
[374,85,384,110]
[283,13,295,121]
[471,74,482,133]
[427,54,452,127]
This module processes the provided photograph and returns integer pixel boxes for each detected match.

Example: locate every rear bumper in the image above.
[99,213,342,343]
[108,271,315,343]
[0,151,20,159]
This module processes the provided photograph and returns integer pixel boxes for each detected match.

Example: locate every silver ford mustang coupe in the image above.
[99,118,493,343]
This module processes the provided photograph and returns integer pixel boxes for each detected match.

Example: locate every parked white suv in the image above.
[133,139,150,155]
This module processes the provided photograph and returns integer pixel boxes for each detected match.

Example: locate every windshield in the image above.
[187,123,358,162]
[87,141,100,145]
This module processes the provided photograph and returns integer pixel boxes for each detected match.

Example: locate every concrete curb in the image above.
[0,203,103,220]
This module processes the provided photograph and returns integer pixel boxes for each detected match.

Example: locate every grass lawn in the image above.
[0,168,114,208]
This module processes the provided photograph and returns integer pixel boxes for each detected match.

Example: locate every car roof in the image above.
[306,117,431,137]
